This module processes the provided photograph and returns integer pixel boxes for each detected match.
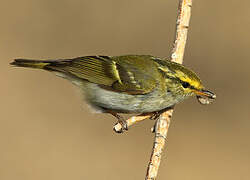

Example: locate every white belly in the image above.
[83,83,179,113]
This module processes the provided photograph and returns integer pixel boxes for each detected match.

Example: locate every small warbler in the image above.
[10,55,216,132]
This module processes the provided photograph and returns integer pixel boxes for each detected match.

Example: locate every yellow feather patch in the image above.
[158,66,176,78]
[176,70,202,89]
[111,61,122,84]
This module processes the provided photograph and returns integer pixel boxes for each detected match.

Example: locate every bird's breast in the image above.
[82,83,181,113]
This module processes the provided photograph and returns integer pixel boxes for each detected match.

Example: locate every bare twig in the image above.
[113,113,153,133]
[171,0,192,64]
[145,108,173,179]
[145,0,192,179]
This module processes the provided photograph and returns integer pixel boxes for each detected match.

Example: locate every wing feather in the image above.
[46,55,161,94]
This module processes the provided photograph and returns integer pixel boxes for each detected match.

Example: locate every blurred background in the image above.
[0,0,249,179]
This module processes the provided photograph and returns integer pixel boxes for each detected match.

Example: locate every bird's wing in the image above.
[47,55,160,95]
[111,55,160,94]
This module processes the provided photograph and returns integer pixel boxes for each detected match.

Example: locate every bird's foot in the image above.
[113,119,128,133]
[149,111,161,120]
[108,111,128,133]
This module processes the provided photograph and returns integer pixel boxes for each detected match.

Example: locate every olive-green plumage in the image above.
[11,55,216,114]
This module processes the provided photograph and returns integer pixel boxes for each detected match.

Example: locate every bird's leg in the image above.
[113,113,154,133]
[148,112,161,133]
[107,111,128,133]
[149,111,162,121]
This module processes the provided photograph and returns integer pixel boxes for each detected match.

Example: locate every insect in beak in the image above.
[195,89,216,105]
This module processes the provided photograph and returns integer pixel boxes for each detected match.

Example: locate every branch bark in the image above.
[145,0,192,179]
[113,113,153,133]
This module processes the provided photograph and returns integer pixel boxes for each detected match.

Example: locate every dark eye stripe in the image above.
[159,69,197,90]
[181,82,190,88]
[190,85,195,89]
[181,81,196,89]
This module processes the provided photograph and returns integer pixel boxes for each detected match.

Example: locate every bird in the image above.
[10,55,216,132]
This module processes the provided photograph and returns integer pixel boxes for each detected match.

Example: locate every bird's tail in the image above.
[10,59,52,69]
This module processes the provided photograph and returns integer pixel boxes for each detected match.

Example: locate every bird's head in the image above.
[158,60,216,104]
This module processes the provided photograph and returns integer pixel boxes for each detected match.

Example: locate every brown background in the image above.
[0,0,249,179]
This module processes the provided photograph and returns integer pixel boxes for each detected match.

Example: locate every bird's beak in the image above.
[194,89,216,105]
[195,89,216,99]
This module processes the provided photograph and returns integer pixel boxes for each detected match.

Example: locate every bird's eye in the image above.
[182,81,190,88]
